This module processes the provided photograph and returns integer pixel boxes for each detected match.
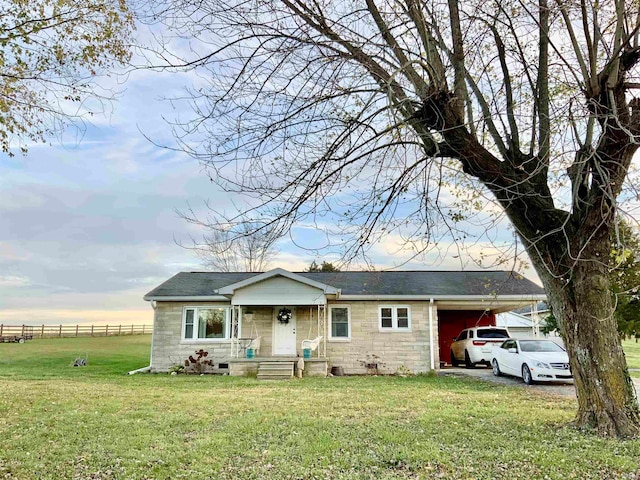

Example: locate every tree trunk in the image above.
[535,243,640,438]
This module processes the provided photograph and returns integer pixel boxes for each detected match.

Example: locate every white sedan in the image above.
[491,339,573,384]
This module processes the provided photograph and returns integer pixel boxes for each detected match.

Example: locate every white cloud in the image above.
[0,275,32,287]
[0,20,543,327]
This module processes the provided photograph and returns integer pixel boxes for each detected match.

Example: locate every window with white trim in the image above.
[329,306,351,340]
[379,306,411,331]
[183,307,232,340]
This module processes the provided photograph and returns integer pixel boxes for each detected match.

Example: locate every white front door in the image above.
[273,307,297,355]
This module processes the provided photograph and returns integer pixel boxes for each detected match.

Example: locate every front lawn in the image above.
[1,336,639,479]
[0,334,152,379]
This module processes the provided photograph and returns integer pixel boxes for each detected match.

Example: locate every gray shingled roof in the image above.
[144,270,544,299]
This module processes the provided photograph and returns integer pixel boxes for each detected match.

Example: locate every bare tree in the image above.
[192,221,279,272]
[147,1,640,436]
[0,0,134,155]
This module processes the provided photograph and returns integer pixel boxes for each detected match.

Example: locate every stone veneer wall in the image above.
[151,301,235,372]
[240,306,274,355]
[151,300,436,374]
[151,303,326,371]
[325,301,434,375]
[291,306,324,355]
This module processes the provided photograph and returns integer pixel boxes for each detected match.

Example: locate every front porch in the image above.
[219,270,337,366]
[227,303,329,378]
[229,304,328,360]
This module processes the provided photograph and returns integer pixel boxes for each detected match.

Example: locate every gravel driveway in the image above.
[441,366,640,399]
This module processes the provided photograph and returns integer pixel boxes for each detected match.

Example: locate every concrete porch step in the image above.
[257,361,294,380]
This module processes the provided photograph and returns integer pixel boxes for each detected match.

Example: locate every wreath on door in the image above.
[277,308,292,325]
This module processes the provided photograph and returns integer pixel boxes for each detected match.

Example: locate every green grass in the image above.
[0,335,153,379]
[623,339,640,378]
[1,336,639,479]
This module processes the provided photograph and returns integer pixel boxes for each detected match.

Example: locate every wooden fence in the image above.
[0,323,152,339]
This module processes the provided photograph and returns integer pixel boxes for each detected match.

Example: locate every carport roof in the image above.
[144,269,544,300]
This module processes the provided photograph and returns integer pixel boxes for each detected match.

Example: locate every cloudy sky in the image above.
[0,32,534,327]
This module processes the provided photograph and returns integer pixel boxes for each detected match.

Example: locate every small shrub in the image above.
[184,350,214,374]
[395,364,414,377]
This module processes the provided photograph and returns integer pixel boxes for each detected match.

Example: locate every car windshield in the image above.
[476,329,509,339]
[519,340,565,353]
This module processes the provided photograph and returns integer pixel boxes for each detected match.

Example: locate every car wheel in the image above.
[522,364,534,385]
[18,338,25,344]
[464,350,475,369]
[492,359,501,377]
[450,350,459,367]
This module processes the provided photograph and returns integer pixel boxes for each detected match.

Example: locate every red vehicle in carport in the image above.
[450,327,511,368]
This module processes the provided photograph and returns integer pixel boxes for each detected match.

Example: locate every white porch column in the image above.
[429,298,435,370]
[322,304,327,358]
[231,305,242,358]
[316,304,325,358]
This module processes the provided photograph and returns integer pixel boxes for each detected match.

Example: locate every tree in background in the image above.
[195,223,279,273]
[0,0,134,155]
[148,1,640,437]
[541,220,640,341]
[540,313,559,338]
[306,261,340,273]
[611,222,640,340]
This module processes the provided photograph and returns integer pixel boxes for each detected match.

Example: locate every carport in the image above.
[437,310,495,365]
[435,297,545,367]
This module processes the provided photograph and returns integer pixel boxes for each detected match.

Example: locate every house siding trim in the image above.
[144,295,229,302]
[339,294,547,301]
